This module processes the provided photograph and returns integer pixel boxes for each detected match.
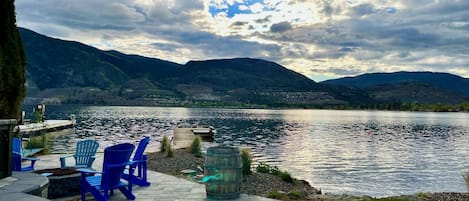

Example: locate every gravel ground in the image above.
[146,149,469,201]
[147,148,321,200]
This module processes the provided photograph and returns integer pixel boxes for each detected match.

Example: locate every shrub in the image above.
[416,191,425,199]
[160,135,169,153]
[256,162,294,183]
[27,135,45,149]
[166,142,174,157]
[270,166,281,176]
[360,198,412,201]
[189,136,202,157]
[266,191,288,200]
[256,162,270,173]
[279,171,294,183]
[241,148,252,176]
[26,134,50,154]
[287,190,301,200]
[0,0,26,119]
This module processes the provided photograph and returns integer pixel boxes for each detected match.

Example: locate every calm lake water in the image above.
[40,105,469,197]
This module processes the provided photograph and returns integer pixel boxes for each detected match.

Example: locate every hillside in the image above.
[368,82,467,104]
[322,71,469,97]
[20,27,469,107]
[20,28,341,106]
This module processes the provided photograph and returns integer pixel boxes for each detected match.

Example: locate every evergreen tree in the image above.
[0,0,26,119]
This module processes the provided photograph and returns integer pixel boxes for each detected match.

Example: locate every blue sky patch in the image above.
[209,0,266,18]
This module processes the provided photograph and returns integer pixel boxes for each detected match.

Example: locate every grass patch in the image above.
[360,198,412,201]
[256,162,270,173]
[256,162,294,183]
[189,136,202,157]
[166,142,174,157]
[287,190,302,200]
[160,135,169,153]
[241,148,252,176]
[266,190,303,201]
[267,191,289,200]
[25,134,51,154]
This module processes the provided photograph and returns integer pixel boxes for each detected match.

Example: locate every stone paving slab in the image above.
[0,172,50,201]
[31,153,277,201]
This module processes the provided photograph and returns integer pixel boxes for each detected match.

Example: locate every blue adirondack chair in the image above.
[79,143,136,201]
[122,136,151,186]
[12,137,39,171]
[60,139,99,168]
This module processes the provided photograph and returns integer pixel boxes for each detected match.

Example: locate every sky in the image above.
[15,0,469,82]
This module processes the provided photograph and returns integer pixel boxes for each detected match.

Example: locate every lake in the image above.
[39,105,469,197]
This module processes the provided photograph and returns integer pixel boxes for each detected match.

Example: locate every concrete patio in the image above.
[22,153,276,201]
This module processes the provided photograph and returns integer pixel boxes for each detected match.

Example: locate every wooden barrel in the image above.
[205,146,242,200]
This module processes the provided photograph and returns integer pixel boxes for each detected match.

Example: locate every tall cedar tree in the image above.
[0,0,26,119]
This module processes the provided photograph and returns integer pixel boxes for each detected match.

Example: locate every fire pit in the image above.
[34,168,81,199]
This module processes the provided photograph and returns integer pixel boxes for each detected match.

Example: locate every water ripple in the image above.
[40,106,469,197]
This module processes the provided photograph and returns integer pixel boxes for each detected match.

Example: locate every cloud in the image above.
[14,0,469,81]
[349,3,376,17]
[231,21,249,27]
[270,21,292,33]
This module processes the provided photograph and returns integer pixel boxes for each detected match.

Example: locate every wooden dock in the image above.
[173,127,215,149]
[173,128,195,149]
[15,119,76,136]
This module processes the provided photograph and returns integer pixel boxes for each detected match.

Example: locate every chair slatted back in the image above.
[12,137,22,153]
[12,138,23,171]
[132,137,150,161]
[74,140,99,166]
[102,143,135,189]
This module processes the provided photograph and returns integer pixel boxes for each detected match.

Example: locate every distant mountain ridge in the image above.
[322,71,469,97]
[19,27,469,107]
[20,27,342,106]
[321,71,469,104]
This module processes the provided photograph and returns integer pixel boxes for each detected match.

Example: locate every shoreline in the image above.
[24,103,469,113]
[145,149,469,201]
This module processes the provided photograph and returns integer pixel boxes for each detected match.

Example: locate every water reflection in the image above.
[41,106,469,197]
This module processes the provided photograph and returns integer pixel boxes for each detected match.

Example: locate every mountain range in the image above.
[19,28,469,107]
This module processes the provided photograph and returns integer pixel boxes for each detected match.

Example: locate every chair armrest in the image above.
[60,155,74,168]
[130,154,148,164]
[77,168,102,174]
[129,159,146,164]
[24,157,39,161]
[105,161,134,169]
[60,154,74,159]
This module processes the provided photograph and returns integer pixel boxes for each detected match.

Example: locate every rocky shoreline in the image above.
[146,149,469,201]
[147,148,322,200]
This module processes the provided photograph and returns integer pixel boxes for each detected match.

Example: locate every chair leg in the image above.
[60,157,66,168]
[104,190,110,201]
[142,161,148,183]
[118,186,136,200]
[80,181,87,201]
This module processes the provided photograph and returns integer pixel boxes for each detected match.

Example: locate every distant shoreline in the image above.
[23,102,469,113]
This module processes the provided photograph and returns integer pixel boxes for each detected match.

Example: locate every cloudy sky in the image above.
[15,0,469,81]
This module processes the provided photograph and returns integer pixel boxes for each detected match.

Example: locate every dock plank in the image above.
[173,128,195,149]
